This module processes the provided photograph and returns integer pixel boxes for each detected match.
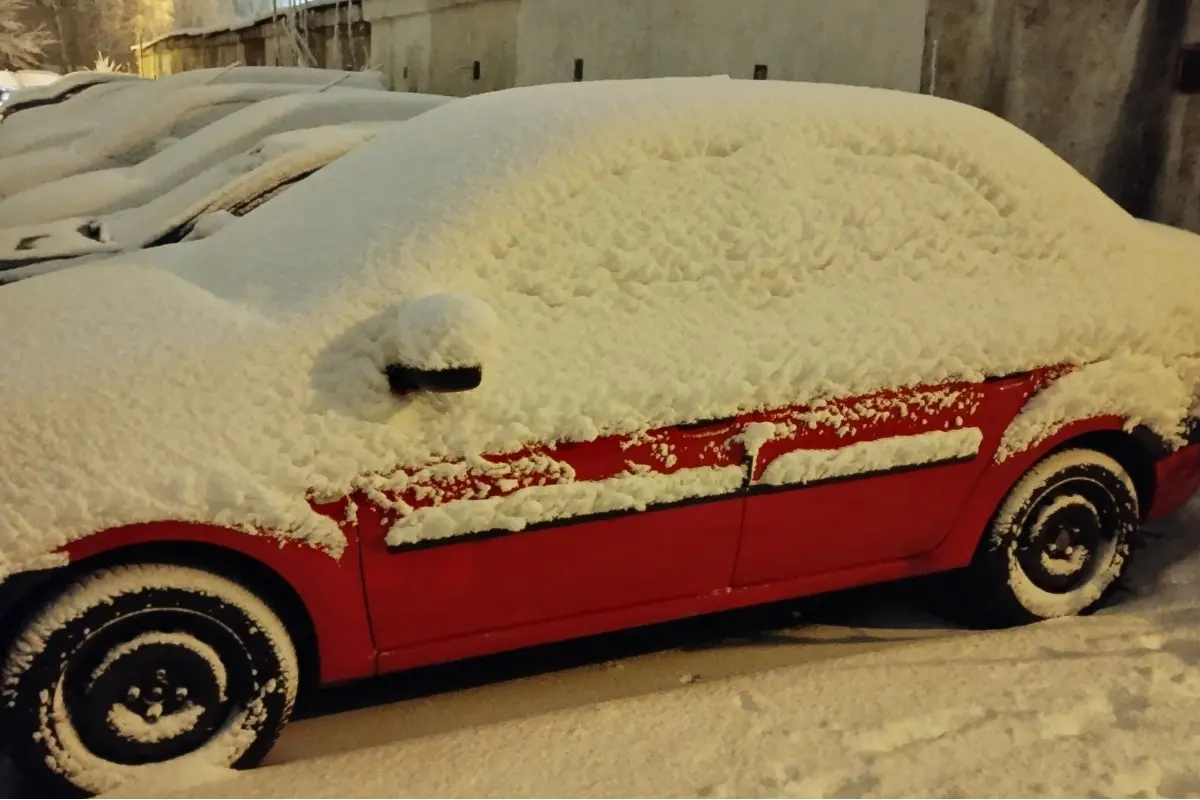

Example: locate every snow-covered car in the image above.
[159,65,387,91]
[0,70,140,121]
[0,90,451,226]
[0,79,145,156]
[0,82,384,198]
[0,67,381,142]
[0,68,61,107]
[4,77,1200,794]
[0,122,390,279]
[0,67,379,133]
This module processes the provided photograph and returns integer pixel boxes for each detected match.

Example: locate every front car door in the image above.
[358,416,750,663]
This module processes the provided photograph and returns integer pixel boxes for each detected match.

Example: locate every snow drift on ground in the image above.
[2,77,1200,578]
[107,498,1200,799]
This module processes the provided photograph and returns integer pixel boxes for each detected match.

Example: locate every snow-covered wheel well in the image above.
[1047,428,1159,522]
[2,542,321,696]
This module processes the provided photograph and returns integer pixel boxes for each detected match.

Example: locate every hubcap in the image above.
[1015,480,1120,594]
[62,611,246,766]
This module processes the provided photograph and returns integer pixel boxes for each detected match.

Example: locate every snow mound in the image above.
[376,292,500,372]
[2,77,1200,577]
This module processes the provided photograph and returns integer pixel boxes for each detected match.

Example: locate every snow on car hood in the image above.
[0,90,450,226]
[0,122,390,269]
[0,217,121,267]
[0,260,347,578]
[5,77,1200,578]
[0,83,352,201]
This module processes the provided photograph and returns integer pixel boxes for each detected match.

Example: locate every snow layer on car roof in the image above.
[2,77,1200,576]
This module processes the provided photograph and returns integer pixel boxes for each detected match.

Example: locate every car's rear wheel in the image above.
[956,448,1139,628]
[2,563,298,797]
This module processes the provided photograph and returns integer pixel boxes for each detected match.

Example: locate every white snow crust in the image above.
[0,83,369,199]
[758,428,983,486]
[0,71,141,113]
[0,80,148,158]
[998,354,1200,460]
[0,123,390,270]
[0,91,450,226]
[388,464,745,546]
[3,77,1200,577]
[0,122,388,268]
[107,702,207,745]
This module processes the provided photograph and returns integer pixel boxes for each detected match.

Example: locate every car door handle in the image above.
[676,416,737,431]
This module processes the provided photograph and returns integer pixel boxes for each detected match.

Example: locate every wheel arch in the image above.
[0,523,376,690]
[934,417,1164,571]
[78,541,321,693]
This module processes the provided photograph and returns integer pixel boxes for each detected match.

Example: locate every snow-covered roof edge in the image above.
[135,0,359,51]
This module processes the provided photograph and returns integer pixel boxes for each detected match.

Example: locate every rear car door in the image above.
[733,374,1039,586]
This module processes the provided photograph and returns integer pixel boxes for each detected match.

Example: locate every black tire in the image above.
[2,563,298,797]
[956,448,1139,628]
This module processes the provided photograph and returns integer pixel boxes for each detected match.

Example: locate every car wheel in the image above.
[2,563,298,797]
[960,448,1139,628]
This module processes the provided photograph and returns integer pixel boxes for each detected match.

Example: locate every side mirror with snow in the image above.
[384,363,482,395]
[378,292,497,398]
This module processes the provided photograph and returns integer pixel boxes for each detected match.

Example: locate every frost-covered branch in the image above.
[0,0,53,70]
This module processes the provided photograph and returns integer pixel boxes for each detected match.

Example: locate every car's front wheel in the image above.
[2,563,298,797]
[957,448,1140,628]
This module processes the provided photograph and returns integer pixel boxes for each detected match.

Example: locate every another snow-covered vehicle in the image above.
[0,71,142,122]
[0,90,451,226]
[3,77,1200,794]
[0,122,391,280]
[0,82,378,197]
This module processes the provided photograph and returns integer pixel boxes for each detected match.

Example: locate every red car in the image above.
[3,77,1200,794]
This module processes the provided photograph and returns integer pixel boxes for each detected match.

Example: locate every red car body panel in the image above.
[48,367,1200,687]
[60,505,376,685]
[1149,444,1200,521]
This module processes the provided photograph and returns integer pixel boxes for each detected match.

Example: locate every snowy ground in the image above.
[3,499,1198,798]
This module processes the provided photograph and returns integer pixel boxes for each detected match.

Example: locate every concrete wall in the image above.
[515,0,928,91]
[1159,5,1200,231]
[928,0,1197,229]
[364,0,516,94]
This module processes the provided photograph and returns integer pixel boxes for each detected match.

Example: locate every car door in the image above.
[359,414,752,659]
[732,372,1041,586]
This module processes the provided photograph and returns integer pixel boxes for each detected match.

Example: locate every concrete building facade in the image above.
[136,0,929,95]
[514,0,927,91]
